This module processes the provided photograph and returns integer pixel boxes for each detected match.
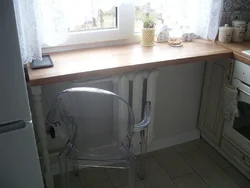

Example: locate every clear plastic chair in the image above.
[46,87,151,188]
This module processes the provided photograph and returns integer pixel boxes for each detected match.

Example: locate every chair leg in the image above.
[128,158,135,188]
[71,151,79,176]
[72,160,80,176]
[59,155,69,188]
[138,129,148,180]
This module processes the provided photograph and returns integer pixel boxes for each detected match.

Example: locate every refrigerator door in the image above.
[0,121,44,188]
[0,0,31,124]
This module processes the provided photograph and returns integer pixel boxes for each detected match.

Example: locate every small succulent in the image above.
[142,14,156,28]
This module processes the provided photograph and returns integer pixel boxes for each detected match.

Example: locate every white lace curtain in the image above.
[14,0,122,64]
[136,0,223,40]
[14,0,42,63]
[14,0,223,64]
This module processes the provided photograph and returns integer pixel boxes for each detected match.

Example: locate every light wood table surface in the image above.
[27,39,232,86]
[216,41,250,65]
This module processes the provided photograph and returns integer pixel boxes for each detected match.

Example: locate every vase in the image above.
[141,28,155,46]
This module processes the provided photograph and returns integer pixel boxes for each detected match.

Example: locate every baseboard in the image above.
[148,129,200,152]
[131,129,200,155]
[50,129,200,175]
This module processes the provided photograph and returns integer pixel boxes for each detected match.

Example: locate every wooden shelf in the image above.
[216,41,250,65]
[27,39,232,86]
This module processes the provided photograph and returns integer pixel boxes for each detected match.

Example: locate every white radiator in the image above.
[73,69,159,148]
[113,69,159,147]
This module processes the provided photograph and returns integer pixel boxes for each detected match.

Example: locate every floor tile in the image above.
[54,173,82,188]
[173,173,209,188]
[224,166,250,188]
[106,168,140,187]
[153,147,193,179]
[144,150,158,158]
[193,139,231,168]
[52,140,249,188]
[118,181,146,188]
[142,158,177,188]
[174,141,199,154]
[135,154,150,162]
[78,168,109,187]
[85,181,114,188]
[183,150,240,188]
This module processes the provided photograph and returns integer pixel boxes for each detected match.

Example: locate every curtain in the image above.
[14,0,42,63]
[208,0,224,40]
[14,0,122,64]
[136,0,223,40]
[14,0,223,64]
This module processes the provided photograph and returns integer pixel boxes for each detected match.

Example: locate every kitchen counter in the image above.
[216,41,250,65]
[27,39,232,86]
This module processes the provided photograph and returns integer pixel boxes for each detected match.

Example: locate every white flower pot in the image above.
[141,28,155,46]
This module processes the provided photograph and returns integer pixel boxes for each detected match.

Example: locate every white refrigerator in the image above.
[0,0,44,187]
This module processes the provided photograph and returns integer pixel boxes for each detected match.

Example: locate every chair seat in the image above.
[69,143,134,161]
[68,143,134,168]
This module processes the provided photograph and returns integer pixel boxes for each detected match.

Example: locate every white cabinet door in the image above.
[198,59,233,145]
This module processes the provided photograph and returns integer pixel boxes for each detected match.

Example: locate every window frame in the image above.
[43,3,135,48]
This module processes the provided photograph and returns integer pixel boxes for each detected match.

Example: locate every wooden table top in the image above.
[27,39,232,86]
[216,41,250,65]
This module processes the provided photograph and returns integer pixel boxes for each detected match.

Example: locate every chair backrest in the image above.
[47,87,135,157]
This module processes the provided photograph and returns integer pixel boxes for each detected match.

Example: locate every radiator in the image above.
[73,69,159,147]
[113,69,159,147]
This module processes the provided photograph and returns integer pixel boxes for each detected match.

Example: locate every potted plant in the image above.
[141,14,156,46]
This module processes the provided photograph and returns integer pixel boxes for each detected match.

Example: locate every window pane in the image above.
[135,2,165,33]
[135,1,189,33]
[68,6,117,32]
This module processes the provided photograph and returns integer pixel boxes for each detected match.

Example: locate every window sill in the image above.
[42,34,142,54]
[28,39,232,86]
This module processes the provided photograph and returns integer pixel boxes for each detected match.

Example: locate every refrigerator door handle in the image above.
[0,120,27,134]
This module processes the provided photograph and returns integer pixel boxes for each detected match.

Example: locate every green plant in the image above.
[142,14,156,28]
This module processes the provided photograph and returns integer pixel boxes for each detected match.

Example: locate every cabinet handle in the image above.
[227,63,232,80]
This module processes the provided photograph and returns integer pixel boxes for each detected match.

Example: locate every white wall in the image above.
[38,81,115,152]
[30,61,205,154]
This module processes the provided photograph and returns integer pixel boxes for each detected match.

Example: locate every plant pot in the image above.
[141,28,155,46]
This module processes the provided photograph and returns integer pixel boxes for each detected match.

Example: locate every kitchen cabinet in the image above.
[198,59,234,145]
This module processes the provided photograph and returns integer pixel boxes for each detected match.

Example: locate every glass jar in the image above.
[232,20,246,42]
[168,28,183,47]
[218,24,233,43]
[244,22,250,40]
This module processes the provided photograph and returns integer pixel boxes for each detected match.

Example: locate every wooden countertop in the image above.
[216,41,250,65]
[27,39,232,86]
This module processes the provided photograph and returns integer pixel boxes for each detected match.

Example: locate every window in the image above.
[135,2,166,33]
[68,7,118,32]
[15,0,223,62]
[40,0,134,47]
[134,1,205,33]
[38,0,221,48]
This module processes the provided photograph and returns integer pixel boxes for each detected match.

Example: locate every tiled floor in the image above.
[54,139,250,188]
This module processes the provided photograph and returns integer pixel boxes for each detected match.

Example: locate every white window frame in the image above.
[48,3,135,47]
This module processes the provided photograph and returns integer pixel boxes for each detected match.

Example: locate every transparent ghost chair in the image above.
[46,87,151,188]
